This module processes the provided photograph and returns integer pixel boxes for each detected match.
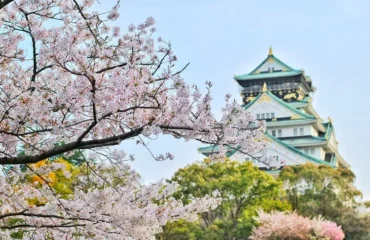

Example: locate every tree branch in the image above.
[0,127,144,165]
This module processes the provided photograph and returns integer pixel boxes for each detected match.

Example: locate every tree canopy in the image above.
[161,159,290,240]
[280,163,370,239]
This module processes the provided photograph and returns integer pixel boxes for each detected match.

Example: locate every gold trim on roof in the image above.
[291,114,303,120]
[328,117,333,124]
[269,46,273,56]
[262,82,267,92]
[257,94,271,103]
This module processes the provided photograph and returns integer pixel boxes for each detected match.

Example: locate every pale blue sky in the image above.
[116,0,370,199]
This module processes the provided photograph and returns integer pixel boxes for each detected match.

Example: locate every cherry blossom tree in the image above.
[0,158,222,239]
[0,0,266,238]
[0,0,265,166]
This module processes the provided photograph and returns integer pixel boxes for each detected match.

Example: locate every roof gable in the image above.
[243,91,316,120]
[234,48,302,81]
[263,133,331,166]
[249,55,294,74]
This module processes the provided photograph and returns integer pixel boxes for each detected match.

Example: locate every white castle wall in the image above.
[250,101,295,119]
[230,141,321,169]
[267,125,318,138]
[296,147,325,160]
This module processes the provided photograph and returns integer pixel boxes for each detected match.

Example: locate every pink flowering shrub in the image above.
[317,220,346,240]
[250,211,345,240]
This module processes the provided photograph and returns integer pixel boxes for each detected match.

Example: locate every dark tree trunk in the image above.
[0,0,15,10]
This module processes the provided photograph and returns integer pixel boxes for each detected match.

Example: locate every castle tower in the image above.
[199,48,349,173]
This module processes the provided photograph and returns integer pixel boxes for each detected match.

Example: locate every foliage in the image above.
[333,211,370,240]
[159,159,290,240]
[250,211,345,240]
[280,163,370,239]
[25,158,80,199]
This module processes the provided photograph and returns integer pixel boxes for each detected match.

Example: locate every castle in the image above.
[199,47,348,174]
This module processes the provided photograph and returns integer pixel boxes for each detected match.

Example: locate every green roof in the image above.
[198,145,238,157]
[234,53,302,81]
[266,119,317,127]
[264,133,332,166]
[286,96,310,108]
[323,122,334,140]
[280,136,326,147]
[198,133,333,167]
[198,145,221,153]
[235,70,302,81]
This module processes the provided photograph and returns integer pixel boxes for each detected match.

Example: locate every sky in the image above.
[115,0,370,199]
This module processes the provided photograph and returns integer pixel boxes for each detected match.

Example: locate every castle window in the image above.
[325,153,334,163]
[277,129,282,137]
[300,128,304,136]
[293,128,298,136]
[257,114,260,120]
[310,148,315,154]
[272,130,276,137]
[261,114,265,119]
[271,113,275,119]
[266,113,270,119]
[304,148,309,154]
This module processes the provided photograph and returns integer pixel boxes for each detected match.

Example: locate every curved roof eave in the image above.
[264,133,332,166]
[234,70,302,81]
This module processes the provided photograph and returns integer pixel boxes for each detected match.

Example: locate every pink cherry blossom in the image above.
[0,0,266,238]
[250,211,345,240]
[0,0,265,168]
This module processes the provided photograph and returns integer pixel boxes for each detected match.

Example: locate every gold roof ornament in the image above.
[328,117,333,124]
[291,114,303,120]
[268,46,273,56]
[262,82,267,92]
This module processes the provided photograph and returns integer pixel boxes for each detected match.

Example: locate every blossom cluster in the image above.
[0,0,265,165]
[0,0,266,238]
[0,157,220,239]
[250,211,345,240]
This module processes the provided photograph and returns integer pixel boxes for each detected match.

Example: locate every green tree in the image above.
[160,159,290,240]
[280,163,370,240]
